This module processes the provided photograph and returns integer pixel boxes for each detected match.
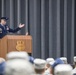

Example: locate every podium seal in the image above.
[16,41,25,51]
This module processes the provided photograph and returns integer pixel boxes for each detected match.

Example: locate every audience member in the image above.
[6,51,29,60]
[5,59,35,75]
[34,58,46,75]
[60,57,67,64]
[0,57,6,75]
[72,56,76,75]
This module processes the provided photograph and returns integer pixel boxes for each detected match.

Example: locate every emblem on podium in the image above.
[16,41,25,51]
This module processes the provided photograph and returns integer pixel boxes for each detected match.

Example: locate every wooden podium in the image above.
[0,35,32,58]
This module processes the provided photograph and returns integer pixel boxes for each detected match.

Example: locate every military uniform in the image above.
[0,17,21,38]
[0,24,21,38]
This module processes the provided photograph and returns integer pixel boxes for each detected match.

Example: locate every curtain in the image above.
[0,0,75,63]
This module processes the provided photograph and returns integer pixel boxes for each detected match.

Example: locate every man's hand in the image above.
[19,23,25,28]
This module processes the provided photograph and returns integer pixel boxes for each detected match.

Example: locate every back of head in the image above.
[5,59,35,75]
[46,58,55,68]
[54,64,73,75]
[73,56,76,68]
[74,56,76,63]
[6,51,29,60]
[34,58,46,74]
[46,58,54,64]
[0,57,5,75]
[52,58,64,69]
[60,57,67,64]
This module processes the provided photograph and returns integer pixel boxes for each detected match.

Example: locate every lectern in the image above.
[0,35,32,58]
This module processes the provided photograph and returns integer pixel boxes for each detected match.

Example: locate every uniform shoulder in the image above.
[0,24,3,28]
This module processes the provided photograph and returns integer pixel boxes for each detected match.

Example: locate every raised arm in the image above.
[8,23,25,33]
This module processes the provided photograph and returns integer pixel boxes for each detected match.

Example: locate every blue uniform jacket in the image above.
[0,24,21,38]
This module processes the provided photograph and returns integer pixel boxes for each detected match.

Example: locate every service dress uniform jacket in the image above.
[0,24,21,38]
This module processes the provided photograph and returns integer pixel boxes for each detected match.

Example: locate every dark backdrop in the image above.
[0,0,75,63]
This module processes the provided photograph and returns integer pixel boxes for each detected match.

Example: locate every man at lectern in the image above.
[0,17,24,38]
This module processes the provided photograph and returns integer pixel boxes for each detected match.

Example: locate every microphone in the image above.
[6,25,9,30]
[0,28,2,33]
